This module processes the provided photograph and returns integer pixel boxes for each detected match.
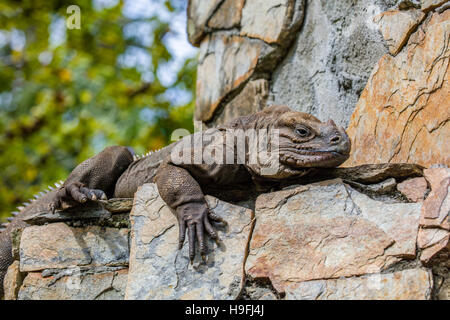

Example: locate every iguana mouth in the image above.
[279,148,349,168]
[280,147,349,157]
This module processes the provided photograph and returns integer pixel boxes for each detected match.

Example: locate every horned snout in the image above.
[326,119,351,155]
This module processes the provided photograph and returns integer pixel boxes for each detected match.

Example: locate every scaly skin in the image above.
[0,106,350,297]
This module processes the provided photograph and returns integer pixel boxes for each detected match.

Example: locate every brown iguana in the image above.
[0,105,351,297]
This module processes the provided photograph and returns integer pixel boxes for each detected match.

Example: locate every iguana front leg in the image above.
[49,146,134,212]
[155,163,223,262]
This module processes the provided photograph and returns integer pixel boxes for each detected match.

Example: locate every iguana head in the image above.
[232,105,351,178]
[224,105,351,178]
[271,106,351,168]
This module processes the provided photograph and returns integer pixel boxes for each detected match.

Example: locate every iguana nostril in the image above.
[330,135,341,144]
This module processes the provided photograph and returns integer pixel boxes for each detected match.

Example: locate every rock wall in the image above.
[346,8,449,167]
[3,203,131,300]
[270,0,395,128]
[3,165,449,300]
[189,0,449,168]
[190,0,306,127]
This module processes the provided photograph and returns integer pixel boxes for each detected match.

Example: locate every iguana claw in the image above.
[49,202,57,214]
[176,202,221,263]
[208,210,227,226]
[48,182,108,213]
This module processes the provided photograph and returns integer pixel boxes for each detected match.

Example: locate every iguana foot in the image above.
[49,182,107,213]
[176,202,226,263]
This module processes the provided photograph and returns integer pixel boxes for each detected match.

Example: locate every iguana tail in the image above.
[0,182,63,298]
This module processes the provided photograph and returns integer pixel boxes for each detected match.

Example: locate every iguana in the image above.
[0,105,351,297]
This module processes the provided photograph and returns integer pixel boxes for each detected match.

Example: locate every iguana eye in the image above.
[295,126,311,137]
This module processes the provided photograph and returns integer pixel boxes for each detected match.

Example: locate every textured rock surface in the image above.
[422,0,449,11]
[285,269,433,300]
[246,179,422,294]
[420,167,450,230]
[270,0,395,128]
[18,268,128,300]
[346,10,450,167]
[436,273,450,299]
[424,167,450,191]
[420,236,450,264]
[22,198,132,225]
[213,79,269,127]
[208,0,244,30]
[397,177,428,202]
[418,167,450,264]
[240,0,304,44]
[418,228,449,249]
[192,0,305,124]
[3,261,24,300]
[374,9,425,55]
[125,183,254,300]
[397,0,422,9]
[19,223,129,272]
[195,34,268,122]
[305,163,424,185]
[187,0,222,46]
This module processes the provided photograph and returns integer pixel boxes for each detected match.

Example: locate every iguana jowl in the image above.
[0,105,351,297]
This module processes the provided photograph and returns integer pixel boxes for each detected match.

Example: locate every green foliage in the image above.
[0,0,197,219]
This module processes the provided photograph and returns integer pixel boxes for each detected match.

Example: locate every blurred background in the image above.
[0,0,198,219]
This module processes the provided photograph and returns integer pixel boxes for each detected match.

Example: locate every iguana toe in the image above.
[49,183,109,213]
[208,210,227,226]
[49,201,58,214]
[188,222,196,261]
[92,189,108,200]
